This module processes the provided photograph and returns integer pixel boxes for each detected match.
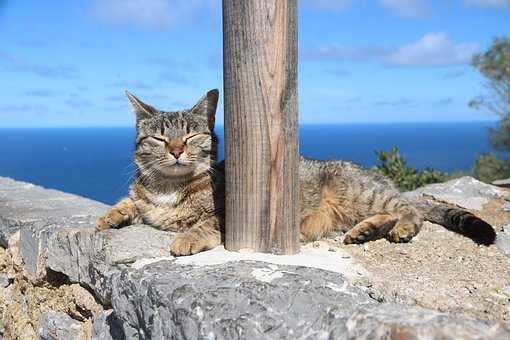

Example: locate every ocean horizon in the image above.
[0,122,495,205]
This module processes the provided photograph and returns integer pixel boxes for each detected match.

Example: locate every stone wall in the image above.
[1,176,510,339]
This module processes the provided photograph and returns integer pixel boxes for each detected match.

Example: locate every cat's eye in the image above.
[139,136,166,146]
[150,136,167,143]
[183,133,209,144]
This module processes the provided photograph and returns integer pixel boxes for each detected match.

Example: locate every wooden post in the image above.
[223,0,299,254]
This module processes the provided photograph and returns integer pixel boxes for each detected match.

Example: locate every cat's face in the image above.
[127,90,219,179]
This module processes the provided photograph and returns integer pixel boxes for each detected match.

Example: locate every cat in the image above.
[96,89,496,256]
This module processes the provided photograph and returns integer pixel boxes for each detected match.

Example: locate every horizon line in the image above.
[0,119,498,129]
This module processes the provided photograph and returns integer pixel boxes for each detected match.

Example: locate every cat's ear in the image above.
[125,91,157,121]
[191,89,219,130]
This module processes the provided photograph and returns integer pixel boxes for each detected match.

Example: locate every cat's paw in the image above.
[95,216,111,231]
[95,209,125,231]
[170,233,208,256]
[343,214,398,245]
[388,221,418,243]
[343,228,373,244]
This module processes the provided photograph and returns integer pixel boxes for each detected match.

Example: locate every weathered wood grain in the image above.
[223,0,299,254]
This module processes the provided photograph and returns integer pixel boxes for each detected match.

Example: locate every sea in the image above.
[0,122,494,205]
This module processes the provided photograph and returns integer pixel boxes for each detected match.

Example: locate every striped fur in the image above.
[413,200,496,245]
[298,157,423,244]
[97,89,224,256]
[97,89,496,256]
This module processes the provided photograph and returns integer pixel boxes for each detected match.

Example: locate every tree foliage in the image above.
[371,40,510,189]
[374,147,449,191]
[472,153,510,183]
[470,37,510,151]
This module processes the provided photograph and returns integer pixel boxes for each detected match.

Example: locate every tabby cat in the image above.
[96,89,496,255]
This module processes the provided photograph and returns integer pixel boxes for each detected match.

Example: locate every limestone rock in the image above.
[0,177,108,282]
[497,224,510,255]
[110,260,510,340]
[493,178,510,188]
[46,225,174,303]
[92,310,125,340]
[19,216,99,282]
[344,304,510,340]
[0,273,9,288]
[111,260,371,339]
[0,176,108,247]
[6,231,22,273]
[37,311,83,340]
[2,176,510,339]
[405,176,508,211]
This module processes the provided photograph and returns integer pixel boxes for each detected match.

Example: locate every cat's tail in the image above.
[412,199,496,245]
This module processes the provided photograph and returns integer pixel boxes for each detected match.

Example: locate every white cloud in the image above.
[302,0,352,12]
[464,0,510,8]
[385,33,479,67]
[90,0,216,30]
[379,0,430,19]
[304,33,478,68]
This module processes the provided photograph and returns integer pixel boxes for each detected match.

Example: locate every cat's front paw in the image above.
[170,233,208,256]
[96,216,111,231]
[95,209,125,231]
[388,221,418,243]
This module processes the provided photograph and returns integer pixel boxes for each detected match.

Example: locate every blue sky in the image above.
[0,0,509,127]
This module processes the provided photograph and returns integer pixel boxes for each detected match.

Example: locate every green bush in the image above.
[374,147,449,191]
[472,153,510,183]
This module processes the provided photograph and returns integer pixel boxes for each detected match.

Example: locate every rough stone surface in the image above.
[343,304,509,340]
[37,311,83,340]
[0,176,108,247]
[335,222,510,324]
[0,176,109,282]
[2,177,510,339]
[92,310,125,340]
[493,178,510,187]
[47,225,174,303]
[2,274,102,339]
[497,225,510,255]
[335,178,510,324]
[0,273,9,288]
[405,176,509,211]
[110,260,510,340]
[20,217,99,281]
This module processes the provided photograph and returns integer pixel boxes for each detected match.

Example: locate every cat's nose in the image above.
[171,150,184,159]
[168,139,185,159]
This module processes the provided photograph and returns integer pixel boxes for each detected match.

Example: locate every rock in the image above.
[37,311,83,340]
[405,176,508,211]
[342,221,510,324]
[46,225,174,303]
[2,176,510,339]
[497,233,510,255]
[0,176,108,247]
[493,178,510,188]
[0,273,9,288]
[68,284,104,320]
[0,177,109,281]
[4,231,23,281]
[92,310,125,340]
[19,216,100,282]
[111,260,371,339]
[497,225,510,255]
[344,304,510,340]
[0,217,24,250]
[109,260,510,340]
